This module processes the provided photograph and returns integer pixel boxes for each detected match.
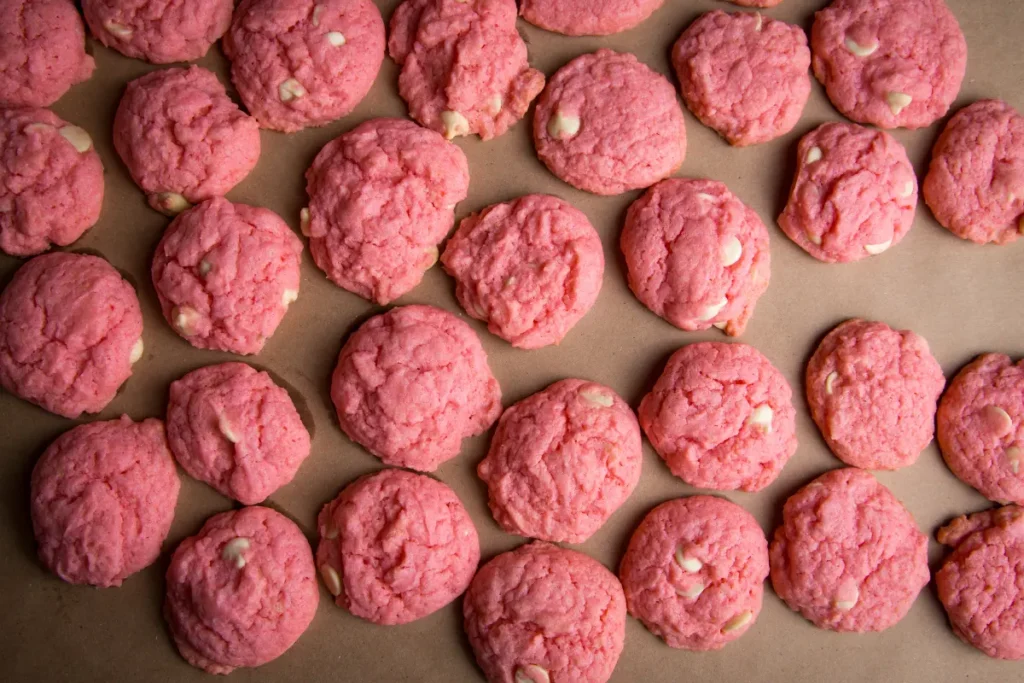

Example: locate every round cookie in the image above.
[533,49,686,195]
[478,379,642,543]
[463,542,626,683]
[0,107,104,257]
[316,469,479,625]
[769,468,930,632]
[672,11,811,146]
[151,198,303,355]
[166,363,311,505]
[164,506,319,675]
[937,354,1024,505]
[519,0,665,37]
[810,0,967,129]
[0,252,144,418]
[389,0,545,141]
[303,118,468,304]
[622,178,770,336]
[224,0,385,133]
[441,194,604,349]
[331,305,502,472]
[30,416,179,587]
[923,100,1024,245]
[113,66,261,216]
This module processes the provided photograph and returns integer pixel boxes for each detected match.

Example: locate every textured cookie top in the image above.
[519,0,665,36]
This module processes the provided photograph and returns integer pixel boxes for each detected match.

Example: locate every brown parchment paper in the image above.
[2,1,1022,681]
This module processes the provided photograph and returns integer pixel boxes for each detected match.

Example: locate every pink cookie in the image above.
[673,11,810,146]
[225,0,385,132]
[0,0,94,107]
[316,469,479,625]
[331,305,502,472]
[938,354,1024,505]
[533,49,686,195]
[441,194,604,349]
[30,416,179,587]
[620,496,769,651]
[304,118,468,304]
[0,107,104,257]
[464,542,626,683]
[810,0,966,129]
[166,363,311,505]
[478,379,642,543]
[389,0,544,141]
[923,100,1024,246]
[622,178,770,336]
[0,252,143,418]
[519,0,664,36]
[770,468,929,632]
[151,198,303,355]
[164,506,319,675]
[113,66,261,216]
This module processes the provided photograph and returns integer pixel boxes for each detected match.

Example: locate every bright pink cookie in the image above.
[673,11,810,146]
[316,469,479,625]
[770,468,930,632]
[0,107,104,257]
[810,0,967,129]
[464,542,626,683]
[164,506,319,675]
[441,194,604,349]
[331,305,502,472]
[113,66,261,216]
[622,178,770,336]
[304,118,468,304]
[519,0,664,36]
[0,252,144,418]
[938,354,1024,505]
[166,363,311,505]
[151,198,303,355]
[225,0,385,132]
[30,416,179,587]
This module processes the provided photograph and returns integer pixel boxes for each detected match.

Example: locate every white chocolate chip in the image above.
[712,321,729,330]
[696,193,716,202]
[825,371,838,395]
[547,111,581,139]
[504,276,516,288]
[487,94,503,116]
[154,192,191,216]
[218,414,240,444]
[320,564,342,596]
[326,31,346,47]
[982,405,1013,437]
[901,180,915,198]
[844,37,878,57]
[172,306,200,336]
[300,207,311,236]
[221,538,250,569]
[1008,447,1022,474]
[282,289,298,306]
[514,665,550,683]
[754,13,763,32]
[834,584,859,611]
[834,594,859,611]
[674,547,702,573]
[105,21,134,39]
[722,611,753,634]
[676,582,705,599]
[864,238,892,255]
[886,92,912,116]
[23,122,53,134]
[129,339,144,365]
[698,297,728,322]
[806,146,822,164]
[279,78,306,102]
[312,4,325,26]
[748,404,773,434]
[440,110,470,140]
[199,260,212,277]
[322,524,339,540]
[805,229,823,246]
[424,246,439,268]
[580,389,614,408]
[59,125,92,153]
[721,236,743,267]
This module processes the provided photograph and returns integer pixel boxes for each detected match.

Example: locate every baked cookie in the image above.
[519,0,664,36]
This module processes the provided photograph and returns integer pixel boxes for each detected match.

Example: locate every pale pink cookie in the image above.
[519,0,664,36]
[166,363,311,505]
[621,178,770,336]
[225,0,385,132]
[0,107,104,257]
[924,100,1024,245]
[331,305,502,472]
[938,354,1024,505]
[464,542,626,683]
[164,506,319,675]
[113,66,260,216]
[151,198,302,355]
[30,416,178,587]
[316,469,479,625]
[441,194,604,349]
[0,253,144,418]
[304,118,468,304]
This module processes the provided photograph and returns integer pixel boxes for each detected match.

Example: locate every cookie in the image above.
[938,354,1024,505]
[770,468,929,632]
[519,0,664,36]
[151,198,303,355]
[30,416,178,587]
[0,252,143,418]
[672,11,810,146]
[441,194,604,349]
[303,118,468,304]
[316,469,479,625]
[113,66,261,216]
[533,49,686,195]
[331,305,502,472]
[810,0,966,129]
[164,506,319,675]
[225,0,385,132]
[0,107,104,257]
[463,542,626,683]
[621,178,770,336]
[478,379,642,543]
